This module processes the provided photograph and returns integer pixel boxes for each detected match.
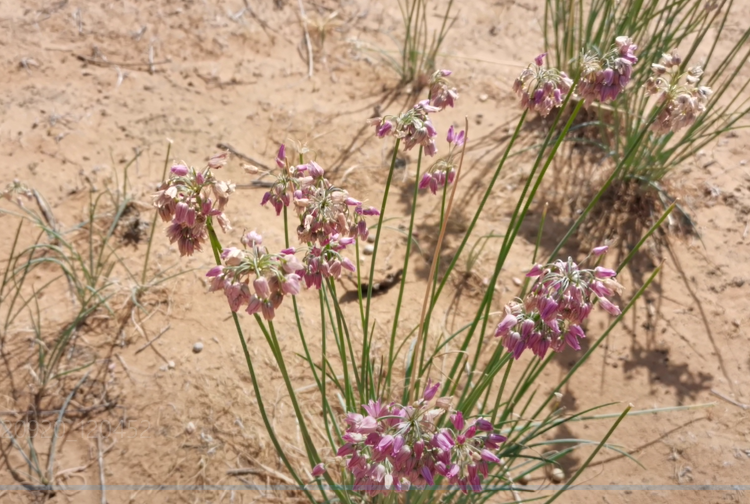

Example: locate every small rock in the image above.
[366,233,376,243]
[512,277,522,286]
[363,244,374,255]
[741,160,747,166]
[731,276,745,288]
[478,93,489,102]
[193,342,204,354]
[168,360,176,369]
[549,467,565,483]
[186,422,196,434]
[732,319,741,328]
[516,473,530,485]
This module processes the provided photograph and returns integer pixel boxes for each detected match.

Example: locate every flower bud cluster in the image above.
[428,69,459,110]
[495,246,622,359]
[206,231,303,320]
[263,144,379,289]
[513,53,573,117]
[645,53,712,134]
[577,36,638,105]
[418,125,465,195]
[373,69,458,157]
[153,153,234,256]
[336,381,507,496]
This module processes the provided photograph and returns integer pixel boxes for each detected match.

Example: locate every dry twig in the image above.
[134,325,171,355]
[710,389,748,410]
[296,0,314,78]
[242,0,276,42]
[215,143,273,172]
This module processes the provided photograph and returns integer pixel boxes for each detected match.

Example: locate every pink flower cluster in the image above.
[336,382,507,496]
[206,231,303,320]
[578,36,638,105]
[153,153,233,256]
[429,69,459,110]
[495,246,622,359]
[418,125,465,194]
[646,53,712,134]
[372,69,458,156]
[513,53,573,117]
[263,144,379,289]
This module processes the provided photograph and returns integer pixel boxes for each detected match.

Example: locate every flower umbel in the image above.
[337,383,507,496]
[428,69,459,110]
[495,249,622,359]
[206,231,303,320]
[418,125,465,195]
[577,36,638,105]
[646,53,712,134]
[513,53,573,117]
[153,153,235,256]
[373,97,445,156]
[261,145,379,289]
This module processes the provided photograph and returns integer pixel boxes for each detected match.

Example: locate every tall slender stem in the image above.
[386,146,423,394]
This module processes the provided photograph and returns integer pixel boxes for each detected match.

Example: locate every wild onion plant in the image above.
[158,57,676,502]
[381,0,456,88]
[544,0,750,217]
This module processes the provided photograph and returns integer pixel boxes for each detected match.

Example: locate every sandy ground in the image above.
[0,0,749,503]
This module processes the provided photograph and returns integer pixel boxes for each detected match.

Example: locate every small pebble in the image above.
[732,319,741,328]
[186,422,196,434]
[550,467,565,483]
[168,360,176,369]
[478,93,489,102]
[516,473,530,485]
[193,342,204,353]
[366,233,376,243]
[732,276,745,288]
[512,277,522,286]
[741,160,747,166]
[363,244,375,255]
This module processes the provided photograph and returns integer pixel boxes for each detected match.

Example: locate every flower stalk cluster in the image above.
[418,125,465,194]
[336,382,507,496]
[646,53,712,134]
[428,69,459,110]
[206,231,302,320]
[372,69,458,156]
[513,53,573,117]
[262,145,379,289]
[153,153,233,256]
[495,246,622,359]
[578,36,638,105]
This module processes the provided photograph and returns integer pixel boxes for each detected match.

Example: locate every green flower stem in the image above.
[141,142,171,285]
[327,279,364,404]
[428,111,527,316]
[543,405,631,504]
[364,138,400,374]
[204,221,319,504]
[282,205,339,450]
[441,98,580,399]
[388,145,423,395]
[414,168,449,397]
[321,279,356,411]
